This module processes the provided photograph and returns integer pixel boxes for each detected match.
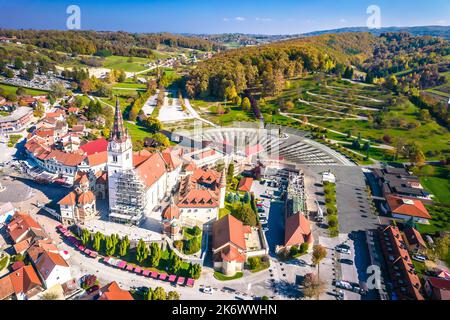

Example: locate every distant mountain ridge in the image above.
[186,26,450,47]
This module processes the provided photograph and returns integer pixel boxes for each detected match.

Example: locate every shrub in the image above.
[328,215,338,228]
[290,245,299,256]
[300,242,309,253]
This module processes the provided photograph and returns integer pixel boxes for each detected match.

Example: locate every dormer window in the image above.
[113,155,118,163]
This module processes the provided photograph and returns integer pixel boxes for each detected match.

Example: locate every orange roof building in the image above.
[212,215,253,276]
[237,177,253,192]
[386,194,431,222]
[6,265,44,300]
[284,213,314,248]
[97,282,134,300]
[378,226,424,300]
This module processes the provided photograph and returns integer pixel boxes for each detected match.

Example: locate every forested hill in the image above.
[0,30,224,57]
[185,32,380,99]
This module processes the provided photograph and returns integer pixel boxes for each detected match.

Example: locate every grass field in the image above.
[213,271,243,281]
[417,166,450,205]
[0,83,48,96]
[103,55,151,73]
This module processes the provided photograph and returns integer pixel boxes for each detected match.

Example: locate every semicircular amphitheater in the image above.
[181,126,355,166]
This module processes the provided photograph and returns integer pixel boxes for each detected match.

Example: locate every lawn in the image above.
[213,271,243,281]
[113,82,147,90]
[103,55,151,73]
[0,254,10,271]
[124,121,152,142]
[0,83,48,96]
[417,166,450,205]
[417,204,450,234]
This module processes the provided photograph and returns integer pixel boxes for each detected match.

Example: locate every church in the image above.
[107,99,179,225]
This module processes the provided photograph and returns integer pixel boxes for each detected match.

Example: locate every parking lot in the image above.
[251,179,285,254]
[301,165,381,300]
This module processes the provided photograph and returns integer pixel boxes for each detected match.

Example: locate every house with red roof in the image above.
[33,250,71,290]
[0,265,44,300]
[384,194,431,224]
[378,226,424,300]
[97,282,134,300]
[403,227,427,254]
[237,177,253,192]
[424,276,450,300]
[283,213,313,251]
[212,214,267,276]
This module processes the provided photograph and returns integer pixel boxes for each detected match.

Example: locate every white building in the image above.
[35,251,72,289]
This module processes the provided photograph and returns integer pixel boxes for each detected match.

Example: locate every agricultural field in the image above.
[0,83,49,96]
[102,55,152,73]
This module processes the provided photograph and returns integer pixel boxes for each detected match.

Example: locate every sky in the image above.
[0,0,449,35]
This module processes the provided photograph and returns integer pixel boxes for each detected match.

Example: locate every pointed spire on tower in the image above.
[111,96,127,142]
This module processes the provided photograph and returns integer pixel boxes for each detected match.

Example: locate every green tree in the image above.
[146,287,154,300]
[81,229,91,246]
[167,291,180,300]
[168,251,182,275]
[136,239,149,264]
[144,117,162,134]
[188,263,202,279]
[241,97,251,111]
[149,242,161,267]
[153,287,166,300]
[93,232,104,252]
[119,236,130,257]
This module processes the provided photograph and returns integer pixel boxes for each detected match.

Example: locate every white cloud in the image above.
[222,17,229,22]
[256,17,273,22]
[339,18,347,23]
[235,16,246,21]
[436,19,447,25]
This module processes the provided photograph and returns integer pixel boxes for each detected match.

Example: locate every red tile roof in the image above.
[7,213,42,243]
[404,228,427,249]
[87,151,107,167]
[212,214,246,251]
[135,152,168,188]
[163,204,180,220]
[237,177,253,192]
[8,265,43,297]
[379,226,424,300]
[284,213,313,247]
[386,195,431,219]
[80,138,108,155]
[0,276,15,300]
[427,277,450,300]
[220,245,246,263]
[98,281,134,300]
[36,251,69,281]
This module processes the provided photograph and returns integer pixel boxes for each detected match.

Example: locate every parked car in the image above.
[202,287,214,294]
[259,218,268,224]
[412,255,426,263]
[257,207,265,213]
[339,259,354,265]
[262,227,269,232]
[336,246,351,255]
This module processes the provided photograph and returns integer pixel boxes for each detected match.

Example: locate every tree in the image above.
[408,142,426,166]
[81,229,91,246]
[16,87,26,96]
[136,239,149,264]
[248,256,261,270]
[343,66,354,79]
[93,232,104,252]
[188,263,202,279]
[40,292,59,300]
[146,287,154,300]
[153,287,166,300]
[300,242,309,254]
[302,273,325,299]
[149,242,161,267]
[167,291,180,300]
[151,133,170,147]
[241,97,251,111]
[168,251,181,275]
[51,83,67,98]
[119,236,130,257]
[14,58,24,69]
[5,68,14,78]
[105,234,119,257]
[434,235,450,261]
[144,117,162,134]
[311,245,327,279]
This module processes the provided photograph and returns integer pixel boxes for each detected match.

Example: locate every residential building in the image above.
[0,265,44,300]
[212,214,267,276]
[382,194,432,224]
[0,106,33,132]
[7,212,46,244]
[96,281,134,300]
[424,277,450,300]
[34,251,72,289]
[403,227,427,254]
[237,177,253,192]
[378,226,424,300]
